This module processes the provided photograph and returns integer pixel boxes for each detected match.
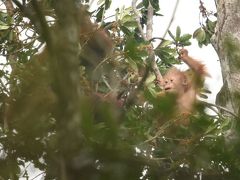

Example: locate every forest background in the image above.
[0,0,240,179]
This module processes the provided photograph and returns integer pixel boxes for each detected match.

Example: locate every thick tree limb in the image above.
[3,0,15,16]
[12,0,52,49]
[212,0,240,115]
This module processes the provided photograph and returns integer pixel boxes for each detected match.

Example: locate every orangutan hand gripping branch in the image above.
[160,49,209,117]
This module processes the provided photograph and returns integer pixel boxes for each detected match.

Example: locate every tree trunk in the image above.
[212,0,240,115]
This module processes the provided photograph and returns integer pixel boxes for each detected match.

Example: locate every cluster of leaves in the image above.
[193,6,217,47]
[0,0,239,179]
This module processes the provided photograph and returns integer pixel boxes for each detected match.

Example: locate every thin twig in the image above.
[31,172,45,180]
[0,78,9,95]
[149,37,165,42]
[205,104,221,117]
[157,0,180,46]
[102,75,113,91]
[93,51,125,73]
[201,101,238,118]
[141,120,174,145]
[19,162,31,178]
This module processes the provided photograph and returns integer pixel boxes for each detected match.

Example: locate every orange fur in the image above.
[78,7,113,68]
[160,49,208,123]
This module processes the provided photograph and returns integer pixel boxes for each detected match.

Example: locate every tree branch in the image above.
[132,0,146,40]
[30,1,53,50]
[157,0,180,46]
[146,2,163,84]
[141,120,173,144]
[131,1,163,83]
[201,101,238,118]
[146,3,153,40]
[3,0,15,16]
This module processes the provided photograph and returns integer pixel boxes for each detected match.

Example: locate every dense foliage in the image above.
[0,0,239,179]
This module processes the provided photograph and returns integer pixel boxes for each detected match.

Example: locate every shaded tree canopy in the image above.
[0,0,239,179]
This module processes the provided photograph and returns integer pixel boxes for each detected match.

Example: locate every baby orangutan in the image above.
[159,49,209,124]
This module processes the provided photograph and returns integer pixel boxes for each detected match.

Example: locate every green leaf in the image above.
[0,21,9,30]
[127,58,138,72]
[206,19,217,33]
[96,6,104,22]
[179,34,192,42]
[181,41,192,46]
[125,37,147,61]
[150,0,160,11]
[143,0,149,8]
[121,15,132,23]
[0,12,8,22]
[193,28,202,38]
[0,70,4,77]
[104,0,112,10]
[199,93,208,99]
[159,40,172,47]
[177,33,192,46]
[168,30,175,41]
[97,0,105,5]
[146,85,157,97]
[176,26,181,41]
[145,73,156,87]
[201,88,212,94]
[120,26,132,36]
[123,21,138,28]
[155,46,179,66]
[193,28,206,43]
[154,12,163,16]
[117,7,132,21]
